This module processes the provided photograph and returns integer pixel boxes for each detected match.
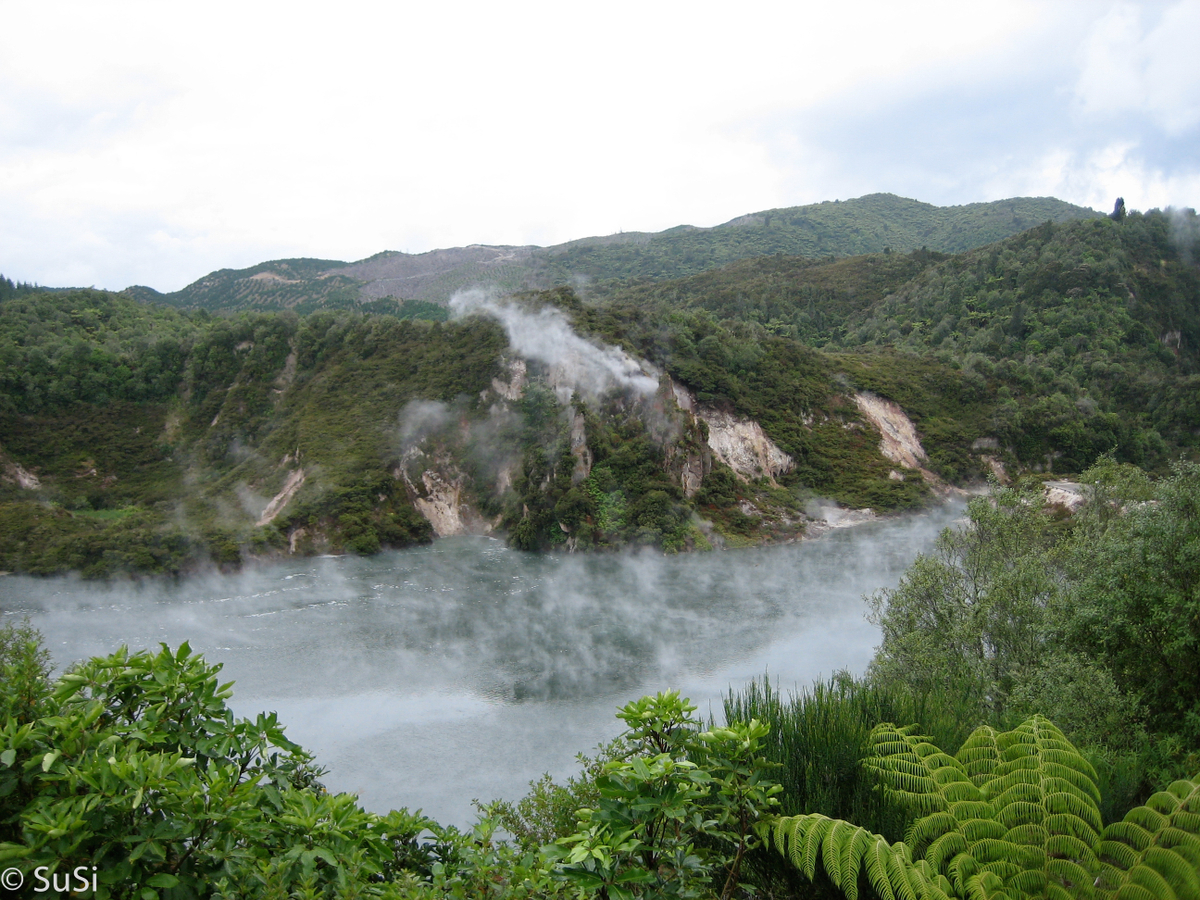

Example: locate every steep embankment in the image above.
[0,285,986,576]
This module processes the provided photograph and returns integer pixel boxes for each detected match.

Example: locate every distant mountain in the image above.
[127,194,1100,313]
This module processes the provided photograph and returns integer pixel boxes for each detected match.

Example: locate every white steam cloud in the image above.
[450,288,660,399]
[1168,206,1200,266]
[398,399,455,451]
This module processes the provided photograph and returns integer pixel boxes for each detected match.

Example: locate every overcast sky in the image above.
[3,0,1198,292]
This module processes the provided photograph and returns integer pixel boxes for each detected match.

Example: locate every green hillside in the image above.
[136,194,1099,314]
[2,201,1195,579]
[539,193,1098,286]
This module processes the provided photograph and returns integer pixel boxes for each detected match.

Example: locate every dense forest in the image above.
[2,208,1198,578]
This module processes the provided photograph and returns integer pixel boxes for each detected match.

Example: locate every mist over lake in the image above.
[1,502,962,827]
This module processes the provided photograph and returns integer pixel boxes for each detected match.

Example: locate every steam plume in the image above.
[450,288,659,398]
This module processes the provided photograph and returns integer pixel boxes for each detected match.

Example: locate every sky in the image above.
[2,0,1198,293]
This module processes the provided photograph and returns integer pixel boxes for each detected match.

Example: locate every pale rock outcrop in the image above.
[1043,480,1086,512]
[670,381,793,484]
[981,456,1008,483]
[853,392,927,471]
[1,458,40,490]
[396,449,492,538]
[257,468,305,526]
[696,408,793,483]
[678,454,707,497]
[569,411,593,483]
[412,469,469,537]
[852,392,959,495]
[491,358,527,401]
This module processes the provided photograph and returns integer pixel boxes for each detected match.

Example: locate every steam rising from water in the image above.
[1,502,963,826]
[450,288,660,397]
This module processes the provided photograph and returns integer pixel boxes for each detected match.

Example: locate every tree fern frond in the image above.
[1096,774,1200,900]
[1121,861,1179,899]
[988,778,1044,809]
[1044,858,1095,899]
[1042,789,1104,835]
[1106,885,1160,900]
[948,847,979,894]
[822,818,865,900]
[1044,832,1098,864]
[924,831,969,873]
[949,800,996,822]
[907,812,961,852]
[1099,820,1155,854]
[962,869,1015,900]
[996,800,1045,829]
[771,813,943,900]
[960,819,1007,844]
[1004,867,1049,898]
[1001,822,1048,849]
[956,725,1001,786]
[837,826,876,900]
[867,723,976,814]
[863,835,901,900]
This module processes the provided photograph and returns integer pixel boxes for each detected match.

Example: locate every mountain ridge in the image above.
[123,193,1101,314]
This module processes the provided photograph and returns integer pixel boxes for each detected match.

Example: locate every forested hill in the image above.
[124,194,1099,314]
[2,204,1195,579]
[590,209,1200,471]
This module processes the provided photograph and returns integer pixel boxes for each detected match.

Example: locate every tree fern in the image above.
[767,715,1200,900]
[1095,774,1200,900]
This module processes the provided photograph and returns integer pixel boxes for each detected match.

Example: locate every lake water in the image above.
[0,503,962,826]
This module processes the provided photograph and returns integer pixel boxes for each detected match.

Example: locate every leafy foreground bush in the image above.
[2,623,1197,899]
[0,630,779,899]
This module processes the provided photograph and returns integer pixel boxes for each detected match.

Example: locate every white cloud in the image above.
[1074,0,1200,134]
[1,0,1197,291]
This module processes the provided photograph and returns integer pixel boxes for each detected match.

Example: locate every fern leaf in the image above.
[962,869,1016,900]
[956,725,1002,789]
[924,831,969,873]
[1096,774,1200,900]
[907,811,962,854]
[770,814,931,900]
[866,723,978,815]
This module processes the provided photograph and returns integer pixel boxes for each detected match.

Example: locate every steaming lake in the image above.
[1,502,962,826]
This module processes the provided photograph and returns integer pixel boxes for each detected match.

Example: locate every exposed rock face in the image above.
[853,392,927,471]
[257,468,305,526]
[671,381,793,484]
[0,452,41,490]
[696,408,793,483]
[491,357,527,401]
[981,456,1008,483]
[397,449,493,538]
[569,411,593,483]
[851,391,961,496]
[678,452,707,497]
[412,469,469,537]
[1044,480,1086,512]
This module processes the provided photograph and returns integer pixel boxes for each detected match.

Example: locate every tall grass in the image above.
[722,674,987,898]
[723,673,984,841]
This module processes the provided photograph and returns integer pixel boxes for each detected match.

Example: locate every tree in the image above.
[1062,461,1200,742]
[867,484,1059,718]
